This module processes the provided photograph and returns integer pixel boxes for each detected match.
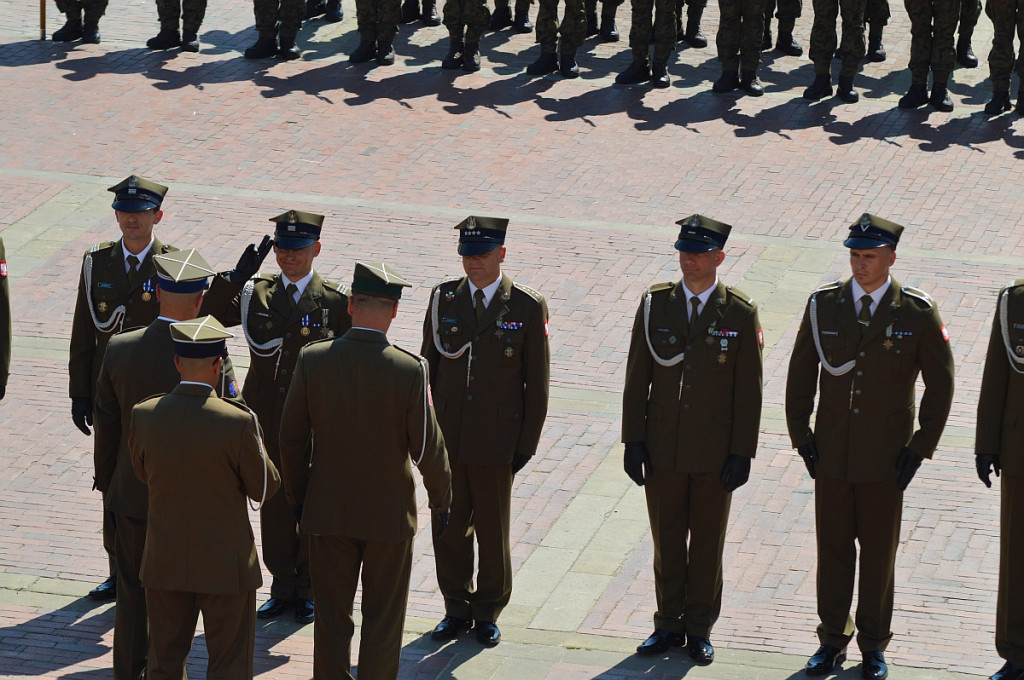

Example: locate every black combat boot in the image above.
[244,34,278,58]
[865,21,885,62]
[349,34,377,63]
[929,72,954,111]
[147,28,181,49]
[422,0,441,25]
[53,13,83,41]
[490,5,513,29]
[740,69,764,96]
[985,89,1012,115]
[615,55,650,84]
[463,42,481,71]
[559,49,580,77]
[712,67,739,93]
[803,73,832,100]
[681,10,706,47]
[81,21,101,43]
[836,75,858,102]
[527,51,558,75]
[512,8,532,32]
[956,36,978,68]
[650,59,670,87]
[775,19,801,56]
[278,35,301,59]
[441,37,464,68]
[599,7,618,41]
[585,0,599,36]
[898,80,929,108]
[181,29,200,52]
[325,0,344,21]
[376,39,396,65]
[401,0,419,22]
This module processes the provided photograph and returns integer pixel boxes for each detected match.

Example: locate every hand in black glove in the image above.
[511,454,529,475]
[227,235,274,284]
[720,454,751,493]
[72,397,93,436]
[895,447,923,490]
[797,441,818,479]
[624,442,651,487]
[977,454,1001,489]
[292,504,303,523]
[433,508,451,539]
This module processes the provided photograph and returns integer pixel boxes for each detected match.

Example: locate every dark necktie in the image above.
[858,294,872,326]
[474,289,486,325]
[688,297,700,330]
[126,254,140,287]
[286,283,299,308]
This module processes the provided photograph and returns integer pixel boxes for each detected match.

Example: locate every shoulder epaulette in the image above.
[814,280,842,294]
[1003,279,1024,293]
[512,281,545,303]
[902,285,934,308]
[726,286,754,306]
[322,279,350,297]
[393,344,427,363]
[303,337,335,350]
[113,324,146,337]
[435,275,463,289]
[136,393,165,407]
[158,244,177,255]
[646,282,674,298]
[86,240,117,255]
[221,398,259,417]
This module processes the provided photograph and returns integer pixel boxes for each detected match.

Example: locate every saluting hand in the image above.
[624,442,651,487]
[977,454,1001,488]
[797,441,818,479]
[720,455,751,493]
[895,447,923,490]
[228,235,274,284]
[433,508,451,539]
[71,397,93,436]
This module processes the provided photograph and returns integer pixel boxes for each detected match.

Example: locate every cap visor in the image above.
[112,198,159,212]
[674,239,717,253]
[458,241,501,256]
[843,236,890,249]
[274,235,317,250]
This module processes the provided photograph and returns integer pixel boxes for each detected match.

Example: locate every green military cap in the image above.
[674,214,732,253]
[271,210,324,250]
[108,175,168,212]
[170,315,233,358]
[456,215,509,256]
[350,262,411,300]
[844,213,904,249]
[154,249,216,294]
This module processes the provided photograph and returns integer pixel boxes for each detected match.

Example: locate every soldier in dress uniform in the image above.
[94,250,239,680]
[422,217,550,649]
[976,281,1024,680]
[279,262,452,680]
[69,175,176,602]
[130,316,278,680]
[786,215,954,680]
[202,209,351,626]
[622,216,763,664]
[0,238,9,402]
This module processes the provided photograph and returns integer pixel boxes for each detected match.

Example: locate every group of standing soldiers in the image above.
[47,0,1024,113]
[68,175,549,679]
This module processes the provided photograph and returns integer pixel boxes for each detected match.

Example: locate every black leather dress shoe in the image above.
[688,637,714,665]
[294,599,314,624]
[635,629,686,656]
[861,651,888,679]
[256,597,289,619]
[431,615,471,641]
[992,660,1024,680]
[475,621,501,647]
[806,644,846,675]
[88,576,116,601]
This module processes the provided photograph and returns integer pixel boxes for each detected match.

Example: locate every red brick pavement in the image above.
[0,0,1021,676]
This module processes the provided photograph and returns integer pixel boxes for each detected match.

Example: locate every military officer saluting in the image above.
[786,215,954,680]
[202,209,351,625]
[94,250,239,680]
[622,216,763,664]
[422,216,550,648]
[70,175,176,602]
[279,262,452,680]
[976,280,1024,680]
[130,316,279,680]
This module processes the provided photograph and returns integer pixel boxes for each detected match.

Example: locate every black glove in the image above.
[895,447,923,490]
[977,454,1001,489]
[720,454,751,493]
[797,441,818,479]
[624,442,651,487]
[292,504,303,523]
[71,397,93,436]
[0,384,5,401]
[432,508,451,539]
[511,454,529,474]
[227,235,274,284]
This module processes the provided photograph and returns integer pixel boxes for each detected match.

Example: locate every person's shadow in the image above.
[394,631,487,678]
[0,598,112,676]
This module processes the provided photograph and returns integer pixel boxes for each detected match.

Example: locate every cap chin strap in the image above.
[84,253,126,334]
[999,286,1024,375]
[643,290,685,367]
[809,292,857,376]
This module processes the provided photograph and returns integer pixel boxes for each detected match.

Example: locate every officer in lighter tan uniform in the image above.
[786,214,954,680]
[622,215,762,664]
[70,175,177,602]
[422,216,550,648]
[976,280,1024,680]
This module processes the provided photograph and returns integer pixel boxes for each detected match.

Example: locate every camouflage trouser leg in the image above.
[905,0,958,79]
[809,0,839,71]
[181,0,208,32]
[985,0,1024,90]
[776,0,801,22]
[864,0,889,24]
[652,0,678,59]
[837,0,866,75]
[958,0,981,37]
[253,0,281,36]
[444,0,489,40]
[629,0,656,56]
[717,0,767,71]
[495,0,533,13]
[356,0,400,37]
[83,0,108,22]
[536,0,587,49]
[154,0,182,30]
[54,0,82,16]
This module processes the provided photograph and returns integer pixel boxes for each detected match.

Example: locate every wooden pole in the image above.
[39,0,46,41]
